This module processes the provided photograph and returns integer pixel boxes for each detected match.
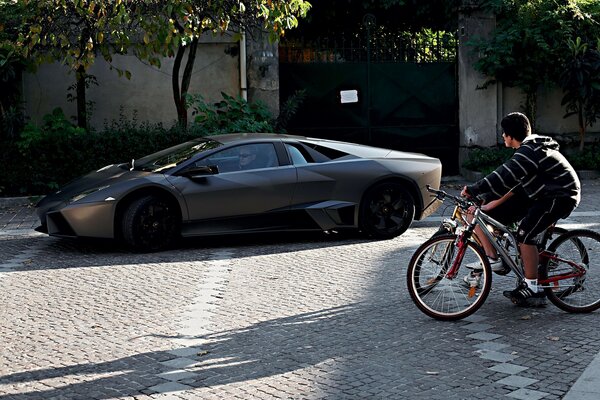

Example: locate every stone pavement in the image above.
[1,178,600,399]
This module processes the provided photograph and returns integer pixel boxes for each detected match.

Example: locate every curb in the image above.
[0,197,37,208]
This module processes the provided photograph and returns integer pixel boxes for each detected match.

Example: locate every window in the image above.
[285,144,308,165]
[195,143,278,172]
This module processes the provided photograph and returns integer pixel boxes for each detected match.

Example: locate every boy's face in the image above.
[502,132,517,148]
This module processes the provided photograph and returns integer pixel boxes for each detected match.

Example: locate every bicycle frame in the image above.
[456,207,527,281]
[538,250,588,289]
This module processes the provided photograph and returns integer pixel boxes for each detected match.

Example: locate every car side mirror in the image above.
[181,165,219,180]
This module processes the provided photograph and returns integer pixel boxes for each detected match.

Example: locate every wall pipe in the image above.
[240,31,248,101]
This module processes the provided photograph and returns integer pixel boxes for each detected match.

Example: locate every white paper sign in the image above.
[340,90,359,104]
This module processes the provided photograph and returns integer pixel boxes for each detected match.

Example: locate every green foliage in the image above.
[463,143,600,174]
[276,89,307,132]
[290,0,458,37]
[469,0,600,120]
[462,146,514,175]
[187,92,274,134]
[566,144,600,170]
[0,1,28,139]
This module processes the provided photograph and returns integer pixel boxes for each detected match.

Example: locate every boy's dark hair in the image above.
[501,112,531,142]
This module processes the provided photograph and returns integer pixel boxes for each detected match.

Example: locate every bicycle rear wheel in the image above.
[540,229,600,313]
[407,234,492,321]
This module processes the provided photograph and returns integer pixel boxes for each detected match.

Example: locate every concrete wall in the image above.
[457,5,500,168]
[502,86,585,134]
[23,33,241,129]
[246,30,280,117]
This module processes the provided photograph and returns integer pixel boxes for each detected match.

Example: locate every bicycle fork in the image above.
[444,229,474,279]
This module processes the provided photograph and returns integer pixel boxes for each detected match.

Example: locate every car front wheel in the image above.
[360,182,415,239]
[121,195,180,252]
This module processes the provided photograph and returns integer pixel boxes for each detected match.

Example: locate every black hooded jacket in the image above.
[466,135,581,205]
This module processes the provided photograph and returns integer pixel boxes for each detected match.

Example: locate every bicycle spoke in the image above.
[407,235,492,320]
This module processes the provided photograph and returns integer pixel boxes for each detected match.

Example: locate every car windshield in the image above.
[132,138,223,172]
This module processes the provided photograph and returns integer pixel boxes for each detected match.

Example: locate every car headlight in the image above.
[70,185,111,203]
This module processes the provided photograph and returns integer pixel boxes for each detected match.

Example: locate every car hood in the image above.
[37,163,151,207]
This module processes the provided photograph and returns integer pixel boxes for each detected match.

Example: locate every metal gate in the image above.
[280,19,459,174]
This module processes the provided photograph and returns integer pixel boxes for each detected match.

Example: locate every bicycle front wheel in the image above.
[540,229,600,313]
[407,234,492,321]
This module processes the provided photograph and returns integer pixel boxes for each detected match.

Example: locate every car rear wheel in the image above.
[360,182,415,239]
[121,195,180,252]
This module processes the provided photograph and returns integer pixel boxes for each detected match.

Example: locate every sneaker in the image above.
[466,257,504,272]
[503,284,547,307]
[461,271,482,289]
[488,258,504,272]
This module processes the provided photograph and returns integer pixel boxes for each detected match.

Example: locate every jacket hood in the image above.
[522,134,560,150]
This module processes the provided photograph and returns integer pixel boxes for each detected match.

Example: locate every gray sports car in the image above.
[35,133,442,251]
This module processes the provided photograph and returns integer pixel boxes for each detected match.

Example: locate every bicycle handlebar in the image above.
[426,185,478,210]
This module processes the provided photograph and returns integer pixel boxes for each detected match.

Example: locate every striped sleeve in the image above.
[467,145,537,200]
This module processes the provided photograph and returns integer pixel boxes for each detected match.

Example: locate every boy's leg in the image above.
[505,197,577,306]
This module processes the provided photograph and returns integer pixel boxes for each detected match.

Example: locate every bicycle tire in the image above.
[540,229,600,313]
[407,234,492,321]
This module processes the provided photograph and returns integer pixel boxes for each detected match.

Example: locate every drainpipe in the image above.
[240,31,248,101]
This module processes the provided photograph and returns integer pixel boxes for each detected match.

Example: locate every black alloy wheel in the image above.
[360,182,415,239]
[122,195,180,252]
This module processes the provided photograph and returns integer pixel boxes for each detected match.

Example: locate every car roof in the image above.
[210,133,302,144]
[209,133,395,158]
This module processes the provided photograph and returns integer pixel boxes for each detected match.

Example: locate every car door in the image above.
[168,142,297,234]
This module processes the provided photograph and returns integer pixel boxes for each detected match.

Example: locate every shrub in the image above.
[462,143,600,175]
[566,145,600,170]
[186,92,274,134]
[462,146,513,175]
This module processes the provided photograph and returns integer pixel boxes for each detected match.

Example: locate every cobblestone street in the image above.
[1,180,600,399]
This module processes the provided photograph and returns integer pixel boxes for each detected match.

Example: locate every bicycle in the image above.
[407,186,600,321]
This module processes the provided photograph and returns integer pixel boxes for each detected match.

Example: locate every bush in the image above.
[186,92,274,134]
[462,143,600,175]
[462,146,513,175]
[566,145,600,170]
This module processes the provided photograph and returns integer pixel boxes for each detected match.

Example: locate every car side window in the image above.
[195,143,278,172]
[285,144,309,165]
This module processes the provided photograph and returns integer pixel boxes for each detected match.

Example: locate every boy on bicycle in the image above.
[461,112,581,307]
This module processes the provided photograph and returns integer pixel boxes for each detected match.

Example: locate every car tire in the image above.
[359,182,415,239]
[121,195,180,252]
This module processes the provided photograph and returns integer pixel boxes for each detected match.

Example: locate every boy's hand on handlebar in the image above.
[460,185,484,206]
[460,186,474,199]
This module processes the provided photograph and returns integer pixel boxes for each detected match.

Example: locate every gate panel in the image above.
[280,63,369,145]
[279,30,459,174]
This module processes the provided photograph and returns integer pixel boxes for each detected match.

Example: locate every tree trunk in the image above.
[525,90,537,130]
[76,66,87,130]
[172,38,199,128]
[172,45,187,127]
[181,38,198,106]
[578,105,585,152]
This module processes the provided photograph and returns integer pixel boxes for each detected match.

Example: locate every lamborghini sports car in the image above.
[36,133,442,251]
